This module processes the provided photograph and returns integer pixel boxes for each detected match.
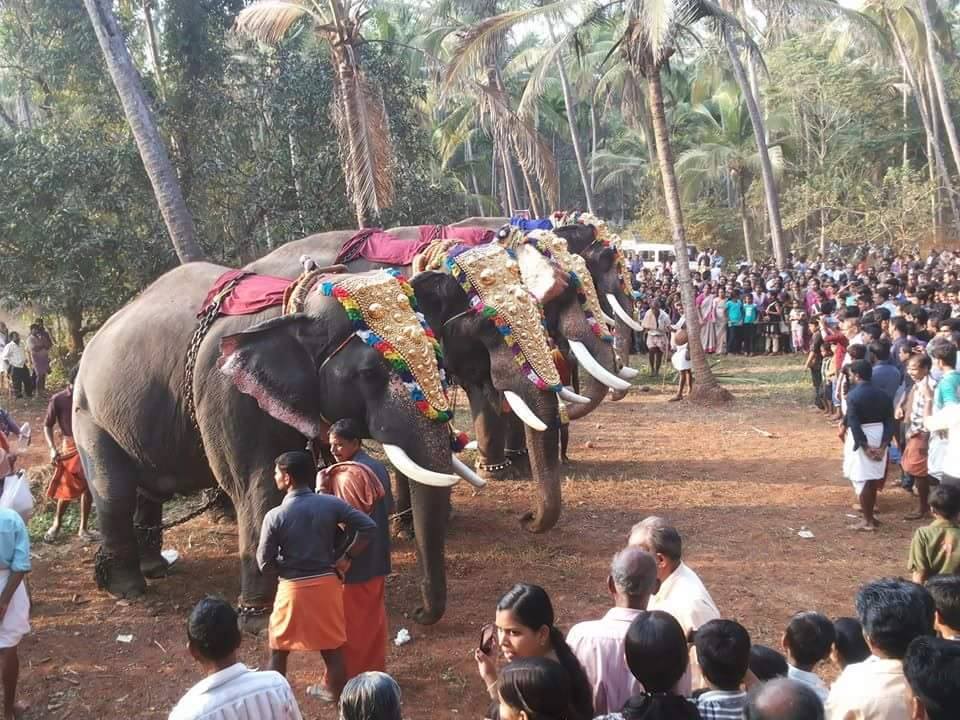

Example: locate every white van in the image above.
[619,241,699,273]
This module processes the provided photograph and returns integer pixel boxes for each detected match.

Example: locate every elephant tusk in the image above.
[606,294,644,332]
[452,455,487,489]
[600,309,618,326]
[504,391,548,432]
[382,444,460,488]
[464,440,479,451]
[558,387,591,404]
[568,340,632,392]
[618,366,640,379]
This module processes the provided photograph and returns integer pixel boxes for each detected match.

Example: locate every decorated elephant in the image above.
[74,262,481,626]
[246,230,597,533]
[451,214,643,383]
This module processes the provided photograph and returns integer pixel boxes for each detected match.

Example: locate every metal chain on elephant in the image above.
[134,487,227,539]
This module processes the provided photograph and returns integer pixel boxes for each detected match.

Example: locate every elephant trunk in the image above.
[409,481,450,624]
[566,369,609,421]
[519,394,562,533]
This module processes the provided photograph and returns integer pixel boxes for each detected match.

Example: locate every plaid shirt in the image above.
[695,689,747,720]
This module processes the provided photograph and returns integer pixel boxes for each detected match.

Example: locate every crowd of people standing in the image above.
[0,320,54,399]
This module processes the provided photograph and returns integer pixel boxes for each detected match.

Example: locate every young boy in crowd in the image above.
[908,485,960,583]
[805,318,823,408]
[693,619,751,720]
[821,342,836,418]
[748,646,788,682]
[791,306,808,353]
[831,617,871,671]
[742,294,758,356]
[925,575,960,641]
[781,611,835,703]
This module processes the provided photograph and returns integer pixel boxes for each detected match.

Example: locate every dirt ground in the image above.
[5,357,920,719]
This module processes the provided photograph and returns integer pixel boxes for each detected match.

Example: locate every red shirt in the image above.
[823,332,849,368]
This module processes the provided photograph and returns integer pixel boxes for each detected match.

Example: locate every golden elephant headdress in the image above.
[316,269,454,423]
[442,243,562,392]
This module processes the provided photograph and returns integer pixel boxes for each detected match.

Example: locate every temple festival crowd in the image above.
[0,246,959,719]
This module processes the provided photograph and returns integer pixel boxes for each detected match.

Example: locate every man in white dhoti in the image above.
[0,507,29,719]
[842,359,895,532]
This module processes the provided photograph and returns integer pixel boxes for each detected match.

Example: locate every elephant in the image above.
[451,216,643,392]
[74,261,480,626]
[245,229,600,534]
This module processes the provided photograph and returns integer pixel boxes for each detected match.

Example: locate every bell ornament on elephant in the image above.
[74,262,477,628]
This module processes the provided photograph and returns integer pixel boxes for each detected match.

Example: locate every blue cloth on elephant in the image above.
[510,217,553,232]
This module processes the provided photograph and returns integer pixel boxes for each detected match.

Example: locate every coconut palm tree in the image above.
[83,0,203,263]
[235,0,396,228]
[446,0,758,402]
[677,82,784,263]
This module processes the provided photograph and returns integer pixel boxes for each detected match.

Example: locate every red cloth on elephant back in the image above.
[336,229,432,266]
[418,225,495,246]
[198,270,291,317]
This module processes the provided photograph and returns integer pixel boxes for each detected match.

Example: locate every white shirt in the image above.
[787,664,829,703]
[567,607,643,715]
[647,561,720,636]
[168,663,302,720]
[924,404,960,477]
[0,343,25,369]
[825,656,910,720]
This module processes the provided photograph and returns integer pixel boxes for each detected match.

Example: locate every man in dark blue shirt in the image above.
[257,450,376,696]
[869,341,902,402]
[843,360,895,531]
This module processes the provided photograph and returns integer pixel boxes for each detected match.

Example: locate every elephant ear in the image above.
[218,313,331,438]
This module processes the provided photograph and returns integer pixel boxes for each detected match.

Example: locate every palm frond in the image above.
[234,1,322,44]
[332,62,396,218]
[479,84,559,208]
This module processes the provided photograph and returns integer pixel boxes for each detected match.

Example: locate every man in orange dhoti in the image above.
[318,419,393,688]
[43,369,94,542]
[257,450,376,701]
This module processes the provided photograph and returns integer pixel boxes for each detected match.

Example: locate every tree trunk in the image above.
[547,26,595,213]
[738,174,753,263]
[902,67,909,168]
[918,0,960,176]
[143,0,165,101]
[83,0,203,263]
[886,11,960,232]
[64,301,85,357]
[517,155,542,217]
[590,98,597,195]
[288,131,307,234]
[646,68,730,403]
[499,144,517,213]
[724,29,786,269]
[465,134,485,216]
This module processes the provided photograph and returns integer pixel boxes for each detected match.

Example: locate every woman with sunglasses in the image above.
[476,584,593,720]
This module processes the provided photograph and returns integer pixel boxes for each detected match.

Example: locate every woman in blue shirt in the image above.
[742,295,758,356]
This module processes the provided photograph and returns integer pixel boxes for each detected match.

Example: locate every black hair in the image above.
[925,575,960,632]
[784,612,835,669]
[275,450,316,486]
[496,584,593,720]
[743,678,825,720]
[847,344,868,362]
[868,340,891,362]
[903,636,960,720]
[848,358,872,382]
[329,418,363,442]
[891,317,908,336]
[621,611,699,720]
[748,645,789,681]
[875,307,892,321]
[855,578,935,658]
[929,484,960,519]
[498,657,572,720]
[694,619,751,690]
[930,341,957,368]
[187,596,241,662]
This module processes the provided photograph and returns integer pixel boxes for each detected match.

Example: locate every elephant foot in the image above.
[95,547,147,598]
[140,554,171,579]
[505,450,531,477]
[475,458,513,482]
[519,510,558,534]
[413,605,444,625]
[208,493,238,525]
[237,605,272,636]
